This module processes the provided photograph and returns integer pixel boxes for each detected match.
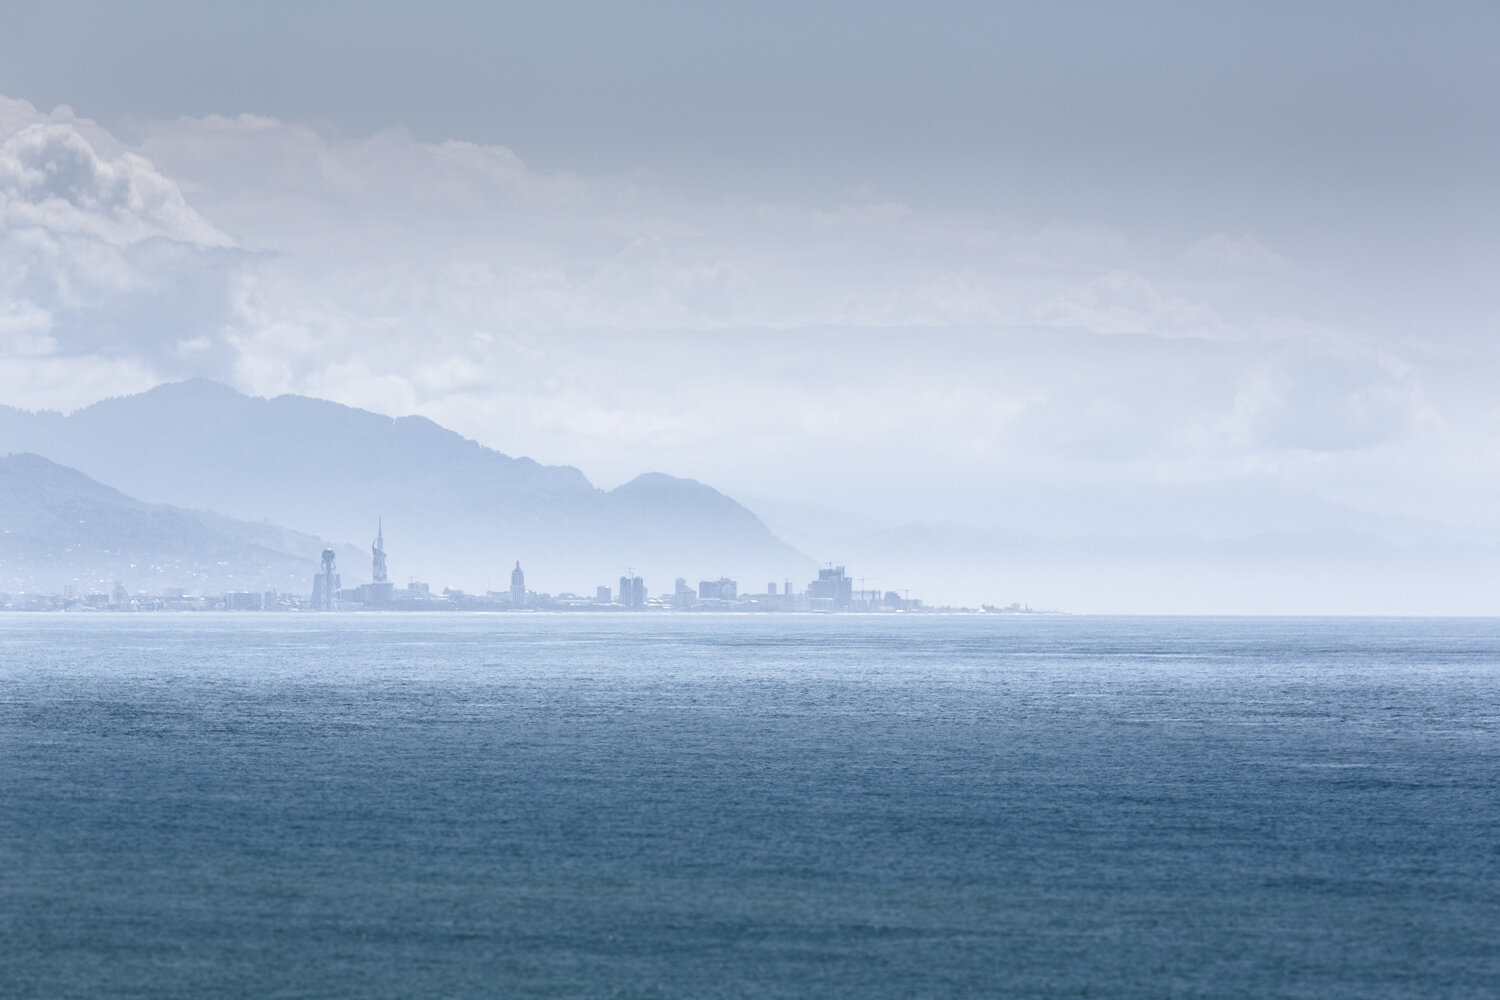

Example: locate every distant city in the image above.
[0,522,1034,615]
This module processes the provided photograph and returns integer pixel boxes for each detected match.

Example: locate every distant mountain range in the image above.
[0,452,361,595]
[0,380,814,594]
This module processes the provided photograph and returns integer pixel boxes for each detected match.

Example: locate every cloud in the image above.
[1,121,230,248]
[1033,268,1235,340]
[0,92,1472,549]
[133,113,1168,338]
[1234,349,1432,452]
[0,299,55,357]
[0,99,242,405]
[1185,233,1290,270]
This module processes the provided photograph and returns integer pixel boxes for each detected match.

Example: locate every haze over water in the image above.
[3,614,1496,998]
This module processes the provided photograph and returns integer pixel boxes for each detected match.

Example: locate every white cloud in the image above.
[0,98,240,398]
[0,352,160,413]
[1,121,230,248]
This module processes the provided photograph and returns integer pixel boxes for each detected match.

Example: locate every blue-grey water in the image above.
[2,614,1497,998]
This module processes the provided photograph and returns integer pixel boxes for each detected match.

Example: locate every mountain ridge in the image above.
[0,380,814,592]
[0,451,361,595]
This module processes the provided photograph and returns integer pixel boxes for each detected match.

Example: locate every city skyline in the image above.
[2,3,1498,612]
[2,521,948,615]
[0,440,952,609]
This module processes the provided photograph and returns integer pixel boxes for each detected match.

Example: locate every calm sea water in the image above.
[1,614,1497,998]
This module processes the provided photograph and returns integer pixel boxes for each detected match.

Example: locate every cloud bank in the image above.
[0,93,1490,605]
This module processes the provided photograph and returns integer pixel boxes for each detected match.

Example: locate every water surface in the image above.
[2,614,1497,998]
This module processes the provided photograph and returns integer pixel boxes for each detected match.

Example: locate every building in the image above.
[595,585,612,604]
[619,575,645,610]
[806,565,853,610]
[510,561,526,607]
[311,549,339,610]
[372,519,387,583]
[363,521,395,605]
[698,578,737,601]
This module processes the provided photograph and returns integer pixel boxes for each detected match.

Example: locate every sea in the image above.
[1,614,1497,999]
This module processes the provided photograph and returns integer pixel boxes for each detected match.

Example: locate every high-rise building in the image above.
[312,549,340,610]
[806,565,853,609]
[619,575,645,609]
[359,520,396,605]
[698,578,737,601]
[372,518,387,583]
[510,561,526,607]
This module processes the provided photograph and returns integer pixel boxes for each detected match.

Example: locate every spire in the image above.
[371,517,388,584]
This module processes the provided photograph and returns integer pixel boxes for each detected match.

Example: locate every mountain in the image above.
[0,453,360,595]
[0,381,814,593]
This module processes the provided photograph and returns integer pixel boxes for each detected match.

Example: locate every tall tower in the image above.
[312,548,340,610]
[510,561,525,607]
[372,518,387,584]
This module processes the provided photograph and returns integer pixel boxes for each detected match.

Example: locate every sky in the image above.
[1,1,1498,610]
